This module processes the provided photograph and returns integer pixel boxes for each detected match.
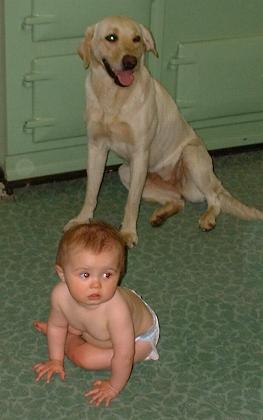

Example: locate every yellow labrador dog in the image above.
[66,15,263,247]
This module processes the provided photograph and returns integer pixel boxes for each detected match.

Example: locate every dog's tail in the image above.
[219,189,263,220]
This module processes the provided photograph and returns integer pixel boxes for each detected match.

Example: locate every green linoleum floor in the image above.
[0,149,263,420]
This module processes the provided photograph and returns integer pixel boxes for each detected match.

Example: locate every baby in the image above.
[33,221,159,407]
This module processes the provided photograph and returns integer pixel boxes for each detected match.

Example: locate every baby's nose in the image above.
[90,277,101,288]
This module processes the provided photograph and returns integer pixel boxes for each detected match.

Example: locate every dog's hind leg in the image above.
[149,201,184,226]
[119,164,185,227]
[182,140,223,231]
[144,172,185,226]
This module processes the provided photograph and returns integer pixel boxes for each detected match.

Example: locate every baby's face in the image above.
[60,247,121,306]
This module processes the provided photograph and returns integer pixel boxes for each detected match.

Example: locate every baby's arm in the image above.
[33,285,68,383]
[110,319,135,391]
[86,298,135,406]
[33,323,67,383]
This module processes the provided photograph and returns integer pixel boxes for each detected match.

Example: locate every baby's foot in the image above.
[33,320,48,335]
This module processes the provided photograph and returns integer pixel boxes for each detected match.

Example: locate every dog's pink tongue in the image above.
[116,70,134,87]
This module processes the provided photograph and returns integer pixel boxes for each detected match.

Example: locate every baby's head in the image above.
[56,221,127,276]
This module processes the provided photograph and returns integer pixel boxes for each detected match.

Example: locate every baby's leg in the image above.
[33,321,152,369]
[65,334,113,370]
[65,334,152,370]
[33,321,112,369]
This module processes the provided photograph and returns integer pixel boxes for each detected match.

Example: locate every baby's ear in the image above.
[139,24,158,57]
[78,25,95,67]
[55,264,65,282]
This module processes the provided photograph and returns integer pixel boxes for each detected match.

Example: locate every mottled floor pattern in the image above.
[0,149,263,420]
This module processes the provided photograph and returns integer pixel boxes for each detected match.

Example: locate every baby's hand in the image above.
[85,379,119,407]
[33,360,65,383]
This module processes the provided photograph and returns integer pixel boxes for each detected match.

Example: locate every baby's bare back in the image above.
[118,287,153,336]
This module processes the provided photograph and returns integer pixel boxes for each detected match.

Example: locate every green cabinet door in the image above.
[23,54,86,146]
[161,0,263,149]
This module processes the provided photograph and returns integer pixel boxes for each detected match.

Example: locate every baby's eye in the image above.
[103,272,112,279]
[80,272,89,279]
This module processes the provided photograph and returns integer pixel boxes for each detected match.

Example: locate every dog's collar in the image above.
[102,58,127,88]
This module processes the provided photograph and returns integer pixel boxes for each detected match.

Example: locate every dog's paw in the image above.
[120,229,138,248]
[63,217,90,232]
[198,213,216,231]
[150,213,166,227]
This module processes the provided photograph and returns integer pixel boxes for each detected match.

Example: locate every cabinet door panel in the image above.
[160,0,263,149]
[27,55,86,143]
[30,0,152,41]
[174,35,263,123]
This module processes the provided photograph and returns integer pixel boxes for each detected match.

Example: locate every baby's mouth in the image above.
[102,58,134,87]
[88,293,101,300]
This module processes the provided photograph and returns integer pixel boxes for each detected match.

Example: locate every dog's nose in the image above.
[122,55,137,70]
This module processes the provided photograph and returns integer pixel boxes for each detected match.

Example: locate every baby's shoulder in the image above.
[115,287,142,311]
[50,281,68,302]
[117,287,149,312]
[106,287,129,311]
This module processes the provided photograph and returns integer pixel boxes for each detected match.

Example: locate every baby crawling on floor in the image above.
[33,221,159,407]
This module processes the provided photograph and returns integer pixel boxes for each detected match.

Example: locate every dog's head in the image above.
[78,16,158,87]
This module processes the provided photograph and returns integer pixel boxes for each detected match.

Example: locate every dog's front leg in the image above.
[64,141,108,230]
[120,152,149,247]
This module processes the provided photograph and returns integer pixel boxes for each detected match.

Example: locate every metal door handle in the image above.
[23,118,55,133]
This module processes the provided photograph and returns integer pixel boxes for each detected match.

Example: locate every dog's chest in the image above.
[91,116,134,158]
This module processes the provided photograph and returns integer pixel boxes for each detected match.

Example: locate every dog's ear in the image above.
[78,25,95,67]
[139,24,158,57]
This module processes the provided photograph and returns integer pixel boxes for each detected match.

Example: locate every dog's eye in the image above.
[133,35,141,43]
[105,33,118,42]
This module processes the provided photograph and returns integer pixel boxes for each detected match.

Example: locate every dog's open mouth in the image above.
[102,58,134,87]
